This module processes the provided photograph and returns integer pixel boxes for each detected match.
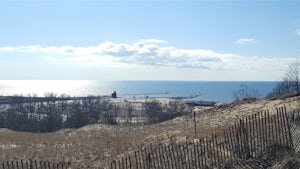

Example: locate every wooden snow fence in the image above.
[108,107,298,169]
[0,160,67,169]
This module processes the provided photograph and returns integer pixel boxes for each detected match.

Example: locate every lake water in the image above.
[0,80,279,103]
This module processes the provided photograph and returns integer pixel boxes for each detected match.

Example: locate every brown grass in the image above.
[0,96,299,168]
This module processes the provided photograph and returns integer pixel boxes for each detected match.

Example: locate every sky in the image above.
[0,0,299,81]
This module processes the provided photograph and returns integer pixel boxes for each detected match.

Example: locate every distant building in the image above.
[111,91,117,98]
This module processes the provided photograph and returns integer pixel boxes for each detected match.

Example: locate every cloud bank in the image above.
[0,39,240,69]
[0,39,296,80]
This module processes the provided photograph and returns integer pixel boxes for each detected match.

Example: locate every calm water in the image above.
[0,80,278,103]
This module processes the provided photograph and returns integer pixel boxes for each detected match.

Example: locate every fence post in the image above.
[140,150,144,169]
[158,146,165,169]
[266,111,271,148]
[141,147,148,169]
[110,160,113,169]
[194,112,197,138]
[281,108,288,147]
[146,148,151,169]
[228,126,236,159]
[245,116,250,156]
[170,144,177,169]
[242,118,251,159]
[192,140,197,169]
[155,147,161,169]
[265,111,270,150]
[129,156,132,169]
[20,160,24,169]
[234,122,241,158]
[211,134,216,166]
[229,126,235,161]
[16,161,20,169]
[248,114,253,158]
[118,159,122,169]
[182,143,188,169]
[44,162,47,169]
[148,144,152,168]
[150,145,160,169]
[29,160,33,169]
[122,157,125,169]
[175,144,182,169]
[224,129,232,163]
[278,108,285,146]
[167,145,172,169]
[256,112,260,154]
[261,111,266,151]
[284,108,294,150]
[223,129,228,163]
[216,135,221,165]
[239,120,245,159]
[221,139,226,164]
[134,151,139,169]
[25,161,29,169]
[167,145,174,169]
[273,112,278,146]
[195,140,201,169]
[209,138,214,167]
[258,112,263,154]
[277,109,283,147]
[201,139,206,168]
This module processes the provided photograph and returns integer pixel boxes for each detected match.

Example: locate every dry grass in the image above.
[0,96,299,168]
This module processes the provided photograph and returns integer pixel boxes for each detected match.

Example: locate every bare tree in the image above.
[143,99,162,123]
[58,94,69,114]
[233,84,259,101]
[101,102,119,124]
[267,62,300,98]
[283,62,300,93]
[166,99,192,116]
[125,101,133,125]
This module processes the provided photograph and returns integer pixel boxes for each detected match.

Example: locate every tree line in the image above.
[0,94,120,132]
[0,94,191,132]
[267,62,300,98]
[233,62,300,101]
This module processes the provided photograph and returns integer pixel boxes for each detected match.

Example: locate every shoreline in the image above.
[0,95,221,105]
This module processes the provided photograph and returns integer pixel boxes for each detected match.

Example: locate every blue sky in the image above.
[0,0,299,81]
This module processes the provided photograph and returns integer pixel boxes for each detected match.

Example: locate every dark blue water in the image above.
[0,80,279,103]
[110,81,278,103]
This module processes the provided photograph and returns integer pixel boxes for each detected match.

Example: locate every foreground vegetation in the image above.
[0,94,299,168]
[0,94,191,132]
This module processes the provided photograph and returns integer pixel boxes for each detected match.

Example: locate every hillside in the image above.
[0,95,299,168]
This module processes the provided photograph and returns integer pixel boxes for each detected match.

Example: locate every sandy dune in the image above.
[0,95,299,168]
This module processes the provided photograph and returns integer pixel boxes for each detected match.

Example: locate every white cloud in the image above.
[235,38,256,45]
[3,40,232,69]
[0,39,296,79]
[0,47,15,52]
[297,31,300,36]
